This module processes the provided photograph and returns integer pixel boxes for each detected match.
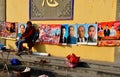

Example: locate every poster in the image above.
[77,24,88,44]
[39,24,61,45]
[17,23,27,39]
[59,24,68,45]
[98,21,120,46]
[67,24,77,46]
[1,22,17,38]
[87,24,98,45]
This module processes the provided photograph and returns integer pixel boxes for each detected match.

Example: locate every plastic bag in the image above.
[66,53,80,68]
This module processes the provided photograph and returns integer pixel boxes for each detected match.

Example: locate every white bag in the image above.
[38,74,49,77]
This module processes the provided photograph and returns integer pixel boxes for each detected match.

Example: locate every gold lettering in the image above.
[42,0,59,7]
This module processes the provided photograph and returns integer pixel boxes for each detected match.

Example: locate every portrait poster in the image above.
[29,0,74,20]
[87,24,98,45]
[98,21,120,46]
[1,22,17,38]
[17,23,27,40]
[77,24,88,45]
[39,24,61,45]
[67,24,77,46]
[59,24,69,45]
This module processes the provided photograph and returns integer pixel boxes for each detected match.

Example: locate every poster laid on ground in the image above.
[59,24,69,45]
[77,24,88,45]
[98,21,120,46]
[1,22,17,38]
[39,24,61,45]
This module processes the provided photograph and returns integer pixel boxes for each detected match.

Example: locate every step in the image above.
[0,62,120,77]
[0,53,120,77]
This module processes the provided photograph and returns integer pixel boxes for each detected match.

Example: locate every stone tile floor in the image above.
[0,71,10,77]
[0,70,39,77]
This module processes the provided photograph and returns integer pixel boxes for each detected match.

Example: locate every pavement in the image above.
[0,51,120,77]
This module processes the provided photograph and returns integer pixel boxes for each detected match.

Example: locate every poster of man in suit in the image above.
[77,24,87,44]
[98,21,120,46]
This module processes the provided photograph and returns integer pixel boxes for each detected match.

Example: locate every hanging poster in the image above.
[98,21,120,46]
[59,24,69,45]
[87,24,98,45]
[1,22,17,38]
[77,24,88,45]
[67,24,77,46]
[39,24,61,44]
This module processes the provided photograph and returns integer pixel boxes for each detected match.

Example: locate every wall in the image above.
[6,0,117,62]
[0,0,6,21]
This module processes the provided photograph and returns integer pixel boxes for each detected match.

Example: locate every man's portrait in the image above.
[77,24,87,44]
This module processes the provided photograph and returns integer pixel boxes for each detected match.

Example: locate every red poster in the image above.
[98,21,120,46]
[39,24,61,45]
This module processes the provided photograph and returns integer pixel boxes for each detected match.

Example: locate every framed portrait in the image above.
[29,0,74,20]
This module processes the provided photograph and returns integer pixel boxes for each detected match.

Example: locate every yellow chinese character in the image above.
[42,0,59,7]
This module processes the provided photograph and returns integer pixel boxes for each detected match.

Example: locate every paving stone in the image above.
[0,53,120,77]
